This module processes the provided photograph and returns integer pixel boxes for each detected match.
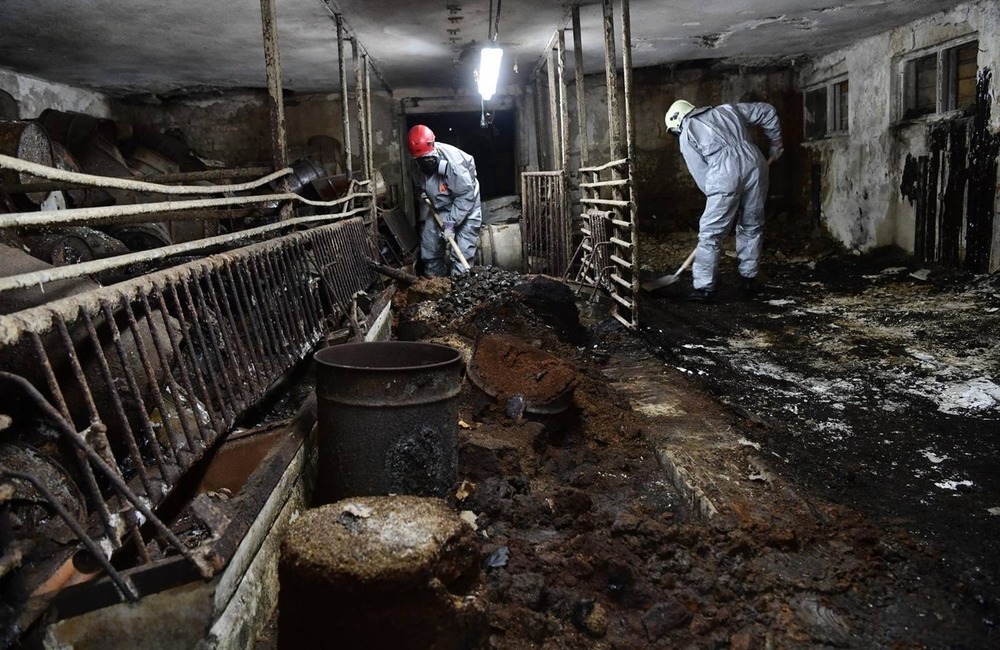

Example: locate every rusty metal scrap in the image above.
[0,217,379,635]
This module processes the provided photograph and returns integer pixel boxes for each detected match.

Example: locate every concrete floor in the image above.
[638,230,1000,634]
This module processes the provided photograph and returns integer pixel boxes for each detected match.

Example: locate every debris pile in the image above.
[385,257,996,648]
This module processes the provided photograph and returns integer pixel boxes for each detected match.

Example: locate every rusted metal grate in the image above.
[569,158,639,329]
[521,171,570,275]
[0,217,378,633]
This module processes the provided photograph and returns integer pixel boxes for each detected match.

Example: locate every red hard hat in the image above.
[407,125,436,157]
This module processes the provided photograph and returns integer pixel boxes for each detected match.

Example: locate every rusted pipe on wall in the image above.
[0,186,372,229]
[572,6,588,169]
[336,14,353,175]
[602,0,622,162]
[0,207,369,294]
[0,153,292,195]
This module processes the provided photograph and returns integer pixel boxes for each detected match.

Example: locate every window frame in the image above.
[802,74,849,141]
[898,35,979,122]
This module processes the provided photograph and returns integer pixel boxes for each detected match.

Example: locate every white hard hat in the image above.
[664,100,695,133]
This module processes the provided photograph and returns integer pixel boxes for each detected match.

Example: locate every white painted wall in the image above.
[799,0,1000,269]
[0,67,112,120]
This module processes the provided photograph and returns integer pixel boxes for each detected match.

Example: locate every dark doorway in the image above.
[405,110,517,200]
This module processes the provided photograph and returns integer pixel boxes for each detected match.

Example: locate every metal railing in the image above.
[0,153,381,638]
[572,158,639,328]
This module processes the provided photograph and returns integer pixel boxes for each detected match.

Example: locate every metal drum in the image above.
[36,109,117,157]
[313,341,464,503]
[0,120,54,206]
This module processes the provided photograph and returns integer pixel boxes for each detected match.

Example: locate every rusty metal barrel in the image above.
[313,341,464,503]
[0,120,54,207]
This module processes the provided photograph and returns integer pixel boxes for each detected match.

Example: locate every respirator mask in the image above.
[416,155,441,175]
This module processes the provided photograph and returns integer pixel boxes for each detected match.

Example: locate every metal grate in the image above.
[0,217,378,631]
[521,171,570,275]
[570,158,639,329]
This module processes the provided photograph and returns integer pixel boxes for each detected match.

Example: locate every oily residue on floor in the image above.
[380,257,998,648]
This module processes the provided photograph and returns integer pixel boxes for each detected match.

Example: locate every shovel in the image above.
[641,155,777,293]
[422,195,471,271]
[641,247,697,292]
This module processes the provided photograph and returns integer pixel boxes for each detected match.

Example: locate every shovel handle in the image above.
[423,196,472,271]
[677,247,697,274]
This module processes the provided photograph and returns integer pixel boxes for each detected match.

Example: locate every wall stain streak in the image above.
[967,68,999,271]
[899,68,998,269]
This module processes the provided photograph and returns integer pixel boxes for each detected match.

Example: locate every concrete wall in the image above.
[118,90,403,194]
[0,68,113,121]
[799,0,1000,270]
[0,66,403,197]
[553,63,803,235]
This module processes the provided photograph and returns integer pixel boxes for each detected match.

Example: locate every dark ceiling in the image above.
[0,0,967,97]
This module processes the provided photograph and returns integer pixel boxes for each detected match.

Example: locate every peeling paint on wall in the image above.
[0,68,111,121]
[800,0,1000,269]
[895,69,998,270]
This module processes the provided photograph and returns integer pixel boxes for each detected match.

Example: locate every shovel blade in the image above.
[641,273,681,292]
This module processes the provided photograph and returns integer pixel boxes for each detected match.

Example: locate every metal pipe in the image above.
[580,157,629,172]
[259,0,289,172]
[0,154,291,195]
[557,29,570,172]
[621,0,639,327]
[546,43,560,169]
[363,53,377,234]
[0,209,365,293]
[354,38,368,185]
[601,0,621,161]
[572,6,588,169]
[336,14,353,175]
[0,187,371,229]
[4,166,276,195]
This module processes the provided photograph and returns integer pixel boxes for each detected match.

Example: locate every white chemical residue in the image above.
[766,299,795,306]
[921,450,948,464]
[936,377,1000,414]
[934,479,974,491]
[988,507,1000,516]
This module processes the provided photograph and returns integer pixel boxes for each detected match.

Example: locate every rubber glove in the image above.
[442,221,456,239]
[769,145,783,162]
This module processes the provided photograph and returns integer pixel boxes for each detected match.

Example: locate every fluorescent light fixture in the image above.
[478,46,503,100]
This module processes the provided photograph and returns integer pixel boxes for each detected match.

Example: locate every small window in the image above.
[804,87,828,140]
[832,80,849,133]
[945,41,978,111]
[803,78,848,141]
[902,39,978,119]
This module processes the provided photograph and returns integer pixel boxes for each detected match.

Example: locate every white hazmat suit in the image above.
[677,103,783,293]
[414,142,482,277]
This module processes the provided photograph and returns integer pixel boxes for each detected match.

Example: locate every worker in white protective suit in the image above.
[407,124,482,276]
[664,100,783,302]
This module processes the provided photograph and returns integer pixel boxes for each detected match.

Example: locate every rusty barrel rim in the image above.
[314,341,462,371]
[314,341,464,408]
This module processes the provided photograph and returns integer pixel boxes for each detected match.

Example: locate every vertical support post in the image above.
[354,38,369,184]
[336,14,353,175]
[601,0,621,162]
[260,0,291,218]
[621,0,638,327]
[546,44,560,170]
[364,55,374,181]
[621,0,636,178]
[557,29,570,172]
[363,53,376,234]
[532,77,546,169]
[572,6,588,169]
